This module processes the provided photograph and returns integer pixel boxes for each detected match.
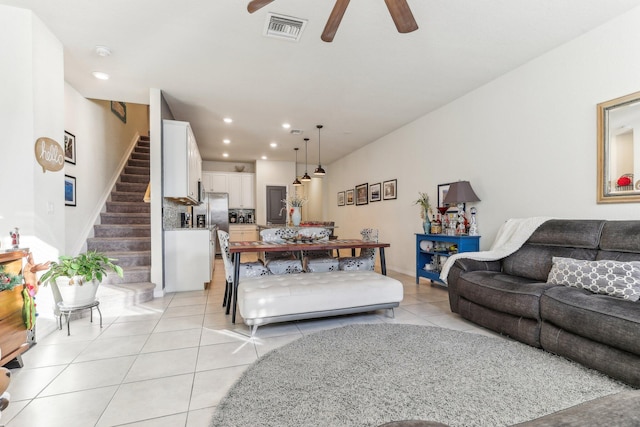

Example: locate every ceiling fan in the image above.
[247,0,418,42]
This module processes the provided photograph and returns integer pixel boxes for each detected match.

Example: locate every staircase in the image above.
[86,135,155,311]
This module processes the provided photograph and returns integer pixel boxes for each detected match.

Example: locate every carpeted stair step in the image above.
[110,191,147,202]
[100,212,150,225]
[127,159,150,168]
[134,146,150,154]
[94,224,150,238]
[106,201,150,214]
[101,266,151,285]
[87,236,151,252]
[120,173,149,184]
[131,152,150,161]
[124,165,149,176]
[116,182,148,193]
[105,250,151,267]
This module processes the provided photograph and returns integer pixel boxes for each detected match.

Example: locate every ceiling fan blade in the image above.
[321,0,350,42]
[247,0,275,14]
[384,0,418,33]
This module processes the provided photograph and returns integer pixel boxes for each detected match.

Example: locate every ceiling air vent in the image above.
[290,129,303,135]
[264,13,307,42]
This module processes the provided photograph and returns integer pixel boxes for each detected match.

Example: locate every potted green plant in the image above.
[40,251,123,307]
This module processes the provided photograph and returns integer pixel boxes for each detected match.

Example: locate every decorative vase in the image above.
[422,220,431,234]
[52,276,100,308]
[292,207,301,226]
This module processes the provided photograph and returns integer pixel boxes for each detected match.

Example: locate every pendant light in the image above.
[292,147,302,186]
[314,124,326,176]
[301,138,312,182]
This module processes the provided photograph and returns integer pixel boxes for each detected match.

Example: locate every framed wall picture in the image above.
[383,179,397,200]
[337,191,345,206]
[355,183,368,205]
[369,182,381,202]
[64,131,76,164]
[437,183,452,208]
[64,175,76,206]
[111,101,127,123]
[346,189,355,205]
[438,182,463,212]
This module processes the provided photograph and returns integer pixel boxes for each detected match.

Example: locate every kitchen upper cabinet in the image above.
[163,120,202,204]
[202,172,228,193]
[228,173,255,209]
[202,172,255,208]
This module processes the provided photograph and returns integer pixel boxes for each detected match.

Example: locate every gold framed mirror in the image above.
[597,91,640,203]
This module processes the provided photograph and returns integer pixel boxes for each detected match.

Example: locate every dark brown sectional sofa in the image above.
[446,219,640,387]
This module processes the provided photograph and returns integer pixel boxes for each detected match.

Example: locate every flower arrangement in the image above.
[414,192,433,221]
[0,265,23,292]
[282,195,307,207]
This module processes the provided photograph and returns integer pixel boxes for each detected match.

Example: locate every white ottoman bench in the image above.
[237,270,404,335]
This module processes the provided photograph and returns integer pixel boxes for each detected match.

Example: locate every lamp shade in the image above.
[443,181,480,205]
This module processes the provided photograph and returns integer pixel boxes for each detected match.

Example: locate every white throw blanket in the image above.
[439,217,553,284]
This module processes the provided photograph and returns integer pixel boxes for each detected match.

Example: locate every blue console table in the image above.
[415,233,480,285]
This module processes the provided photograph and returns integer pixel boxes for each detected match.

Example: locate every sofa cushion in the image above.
[599,221,640,253]
[540,286,640,356]
[526,219,605,248]
[547,257,640,301]
[502,246,598,282]
[457,271,554,319]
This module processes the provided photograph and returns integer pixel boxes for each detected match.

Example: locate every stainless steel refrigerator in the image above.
[206,192,229,254]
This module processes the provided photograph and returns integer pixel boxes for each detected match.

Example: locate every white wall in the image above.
[327,6,640,276]
[255,160,295,224]
[0,6,64,257]
[64,86,150,253]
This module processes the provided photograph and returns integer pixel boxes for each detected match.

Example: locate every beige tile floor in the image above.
[2,260,494,427]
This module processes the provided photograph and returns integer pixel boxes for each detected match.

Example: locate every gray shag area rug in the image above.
[211,324,631,427]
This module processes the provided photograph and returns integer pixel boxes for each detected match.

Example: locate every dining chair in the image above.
[217,230,270,310]
[338,228,378,271]
[299,227,339,272]
[259,228,303,275]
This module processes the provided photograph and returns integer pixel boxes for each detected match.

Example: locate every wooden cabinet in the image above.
[229,225,258,242]
[0,250,30,367]
[163,120,202,204]
[415,233,480,285]
[202,172,255,209]
[164,230,212,292]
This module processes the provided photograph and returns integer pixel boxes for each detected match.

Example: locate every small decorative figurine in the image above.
[9,228,19,249]
[468,207,479,236]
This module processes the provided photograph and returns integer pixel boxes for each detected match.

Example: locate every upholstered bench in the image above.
[237,270,404,335]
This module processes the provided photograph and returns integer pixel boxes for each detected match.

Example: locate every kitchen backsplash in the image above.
[163,199,190,229]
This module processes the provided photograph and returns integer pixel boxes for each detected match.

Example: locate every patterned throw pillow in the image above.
[547,257,640,301]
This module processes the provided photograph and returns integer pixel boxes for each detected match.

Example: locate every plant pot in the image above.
[51,276,100,308]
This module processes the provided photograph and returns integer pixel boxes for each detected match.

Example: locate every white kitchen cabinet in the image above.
[202,171,255,208]
[202,172,229,193]
[164,229,212,292]
[163,120,202,204]
[228,173,255,208]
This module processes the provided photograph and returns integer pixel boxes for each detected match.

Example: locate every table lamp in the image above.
[442,181,480,235]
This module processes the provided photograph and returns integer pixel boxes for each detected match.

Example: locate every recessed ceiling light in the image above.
[223,139,231,144]
[223,153,229,158]
[92,71,110,80]
[223,117,233,124]
[270,142,277,148]
[282,123,291,129]
[261,156,267,160]
[95,46,111,57]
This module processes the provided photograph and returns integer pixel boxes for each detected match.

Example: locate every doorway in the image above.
[266,186,287,224]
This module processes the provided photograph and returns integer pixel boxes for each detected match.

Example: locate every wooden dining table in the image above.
[228,239,391,323]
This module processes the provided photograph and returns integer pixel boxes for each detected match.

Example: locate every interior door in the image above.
[266,186,287,224]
